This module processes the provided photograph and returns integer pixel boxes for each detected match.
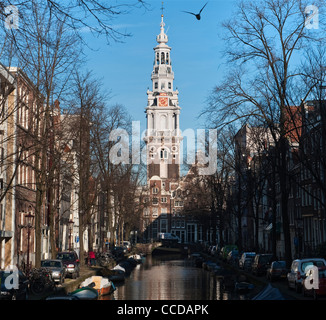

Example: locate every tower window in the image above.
[166,53,169,64]
[154,82,158,89]
[168,82,171,89]
[161,52,165,64]
[160,148,168,159]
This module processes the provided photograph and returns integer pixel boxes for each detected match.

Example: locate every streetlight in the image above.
[25,212,34,276]
[68,219,74,251]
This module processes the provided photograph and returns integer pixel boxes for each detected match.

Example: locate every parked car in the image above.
[220,245,238,261]
[210,246,219,257]
[302,266,326,300]
[41,259,66,285]
[158,233,180,243]
[266,261,288,281]
[251,254,273,276]
[123,241,131,252]
[227,250,239,265]
[287,258,326,293]
[56,251,80,279]
[0,269,29,300]
[239,252,256,269]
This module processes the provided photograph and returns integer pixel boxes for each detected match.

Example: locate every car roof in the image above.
[296,258,326,262]
[42,259,62,262]
[57,251,76,254]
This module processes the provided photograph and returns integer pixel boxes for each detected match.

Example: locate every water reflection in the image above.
[111,254,249,300]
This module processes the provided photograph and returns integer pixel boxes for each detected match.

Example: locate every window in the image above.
[168,82,171,89]
[152,197,158,205]
[152,187,159,194]
[152,207,158,217]
[155,82,158,89]
[160,148,168,159]
[161,197,167,203]
[161,208,167,216]
[144,207,150,217]
[175,201,183,207]
[160,219,167,233]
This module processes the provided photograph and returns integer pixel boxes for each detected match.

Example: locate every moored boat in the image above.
[130,254,143,263]
[108,269,125,282]
[69,287,99,300]
[80,276,116,297]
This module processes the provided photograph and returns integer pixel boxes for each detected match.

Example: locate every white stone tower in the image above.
[144,13,182,182]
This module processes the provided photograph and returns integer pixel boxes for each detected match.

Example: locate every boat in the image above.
[130,254,143,263]
[100,268,126,282]
[107,269,125,282]
[152,246,182,255]
[69,287,99,300]
[234,281,255,293]
[252,283,285,300]
[80,276,116,297]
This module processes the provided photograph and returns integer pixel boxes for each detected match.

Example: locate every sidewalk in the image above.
[29,265,99,300]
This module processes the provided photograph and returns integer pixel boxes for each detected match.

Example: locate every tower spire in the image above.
[157,2,168,44]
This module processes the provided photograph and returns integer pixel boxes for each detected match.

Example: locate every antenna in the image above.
[161,1,164,16]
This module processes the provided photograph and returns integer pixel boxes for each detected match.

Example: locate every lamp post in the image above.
[25,212,34,276]
[68,219,74,251]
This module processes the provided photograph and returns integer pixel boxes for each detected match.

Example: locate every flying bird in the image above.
[182,2,208,20]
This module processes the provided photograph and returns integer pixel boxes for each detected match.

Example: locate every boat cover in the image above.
[252,284,285,300]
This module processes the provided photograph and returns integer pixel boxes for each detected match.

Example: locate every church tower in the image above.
[143,11,183,240]
[144,13,182,182]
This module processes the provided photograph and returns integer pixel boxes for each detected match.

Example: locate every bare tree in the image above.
[201,0,326,266]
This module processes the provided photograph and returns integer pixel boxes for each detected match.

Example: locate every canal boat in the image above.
[130,253,143,263]
[100,268,126,282]
[234,281,255,293]
[108,269,125,282]
[152,246,182,255]
[69,287,99,300]
[80,276,116,297]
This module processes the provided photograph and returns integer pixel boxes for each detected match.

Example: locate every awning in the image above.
[0,230,14,239]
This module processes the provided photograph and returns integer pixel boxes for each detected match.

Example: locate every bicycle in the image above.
[29,267,55,295]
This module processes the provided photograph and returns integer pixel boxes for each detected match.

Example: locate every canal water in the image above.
[109,254,253,300]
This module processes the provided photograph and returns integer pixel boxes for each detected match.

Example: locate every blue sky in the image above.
[83,0,236,133]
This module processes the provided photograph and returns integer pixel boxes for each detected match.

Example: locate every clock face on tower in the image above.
[159,97,168,107]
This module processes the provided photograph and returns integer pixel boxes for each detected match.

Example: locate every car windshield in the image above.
[301,261,325,273]
[57,253,74,260]
[273,261,286,268]
[260,255,272,263]
[42,261,61,268]
[319,269,326,278]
